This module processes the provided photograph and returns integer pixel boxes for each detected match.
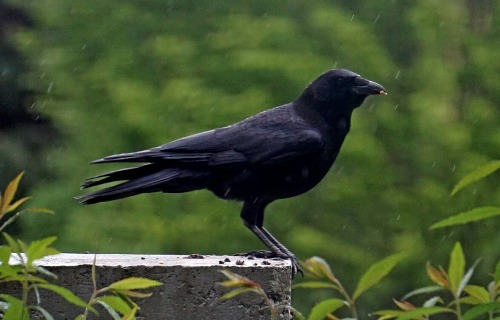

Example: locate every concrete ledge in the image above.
[2,253,292,319]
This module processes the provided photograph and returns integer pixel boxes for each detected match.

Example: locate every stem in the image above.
[259,288,278,320]
[454,292,462,320]
[81,289,98,320]
[0,211,22,233]
[335,278,358,319]
[21,265,29,318]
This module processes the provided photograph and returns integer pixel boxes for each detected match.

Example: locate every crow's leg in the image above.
[240,200,302,277]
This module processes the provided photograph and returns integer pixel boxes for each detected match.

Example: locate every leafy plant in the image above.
[374,161,500,320]
[0,172,53,233]
[218,161,499,319]
[0,172,162,319]
[430,160,500,230]
[77,256,162,320]
[0,172,88,319]
[293,254,405,320]
[218,269,304,320]
[375,242,500,320]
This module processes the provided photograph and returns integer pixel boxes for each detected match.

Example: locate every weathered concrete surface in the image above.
[2,253,292,319]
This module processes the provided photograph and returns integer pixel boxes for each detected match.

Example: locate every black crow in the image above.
[76,69,386,276]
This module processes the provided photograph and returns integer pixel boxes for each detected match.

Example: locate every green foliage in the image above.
[0,173,162,319]
[0,172,54,233]
[431,161,500,229]
[218,269,303,320]
[430,206,500,230]
[292,254,405,319]
[77,256,163,320]
[375,242,500,320]
[450,160,500,197]
[224,163,499,319]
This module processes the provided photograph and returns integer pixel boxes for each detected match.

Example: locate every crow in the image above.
[76,69,386,277]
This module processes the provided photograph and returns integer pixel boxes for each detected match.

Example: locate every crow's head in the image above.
[301,69,386,109]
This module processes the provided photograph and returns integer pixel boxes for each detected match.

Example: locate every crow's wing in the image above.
[92,106,324,167]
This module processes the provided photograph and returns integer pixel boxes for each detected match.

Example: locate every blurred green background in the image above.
[1,0,499,316]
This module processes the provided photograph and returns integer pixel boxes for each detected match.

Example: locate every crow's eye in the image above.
[335,77,344,85]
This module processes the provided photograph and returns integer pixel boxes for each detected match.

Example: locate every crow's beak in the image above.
[352,78,387,96]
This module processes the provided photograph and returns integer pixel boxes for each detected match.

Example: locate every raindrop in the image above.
[82,44,87,50]
[451,165,456,172]
[396,215,400,221]
[351,14,355,21]
[47,82,54,93]
[431,162,436,168]
[394,104,399,110]
[395,70,400,79]
[373,15,380,24]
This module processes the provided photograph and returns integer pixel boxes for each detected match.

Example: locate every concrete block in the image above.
[2,253,292,319]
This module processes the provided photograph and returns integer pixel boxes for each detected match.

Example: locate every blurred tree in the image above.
[0,0,58,188]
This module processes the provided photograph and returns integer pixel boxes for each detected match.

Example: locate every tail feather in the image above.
[76,164,212,204]
[81,164,160,189]
[91,149,212,164]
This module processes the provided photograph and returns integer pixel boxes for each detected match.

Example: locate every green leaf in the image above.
[0,264,21,279]
[307,298,345,320]
[448,242,465,297]
[395,306,454,319]
[372,309,404,319]
[220,287,258,300]
[0,245,12,264]
[353,253,405,300]
[430,206,500,229]
[451,160,500,196]
[36,283,94,311]
[107,277,162,290]
[0,294,29,320]
[96,295,133,317]
[3,233,21,255]
[462,302,500,320]
[95,299,122,320]
[114,289,153,298]
[121,305,139,320]
[26,237,59,266]
[25,208,55,215]
[29,305,55,320]
[292,281,339,290]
